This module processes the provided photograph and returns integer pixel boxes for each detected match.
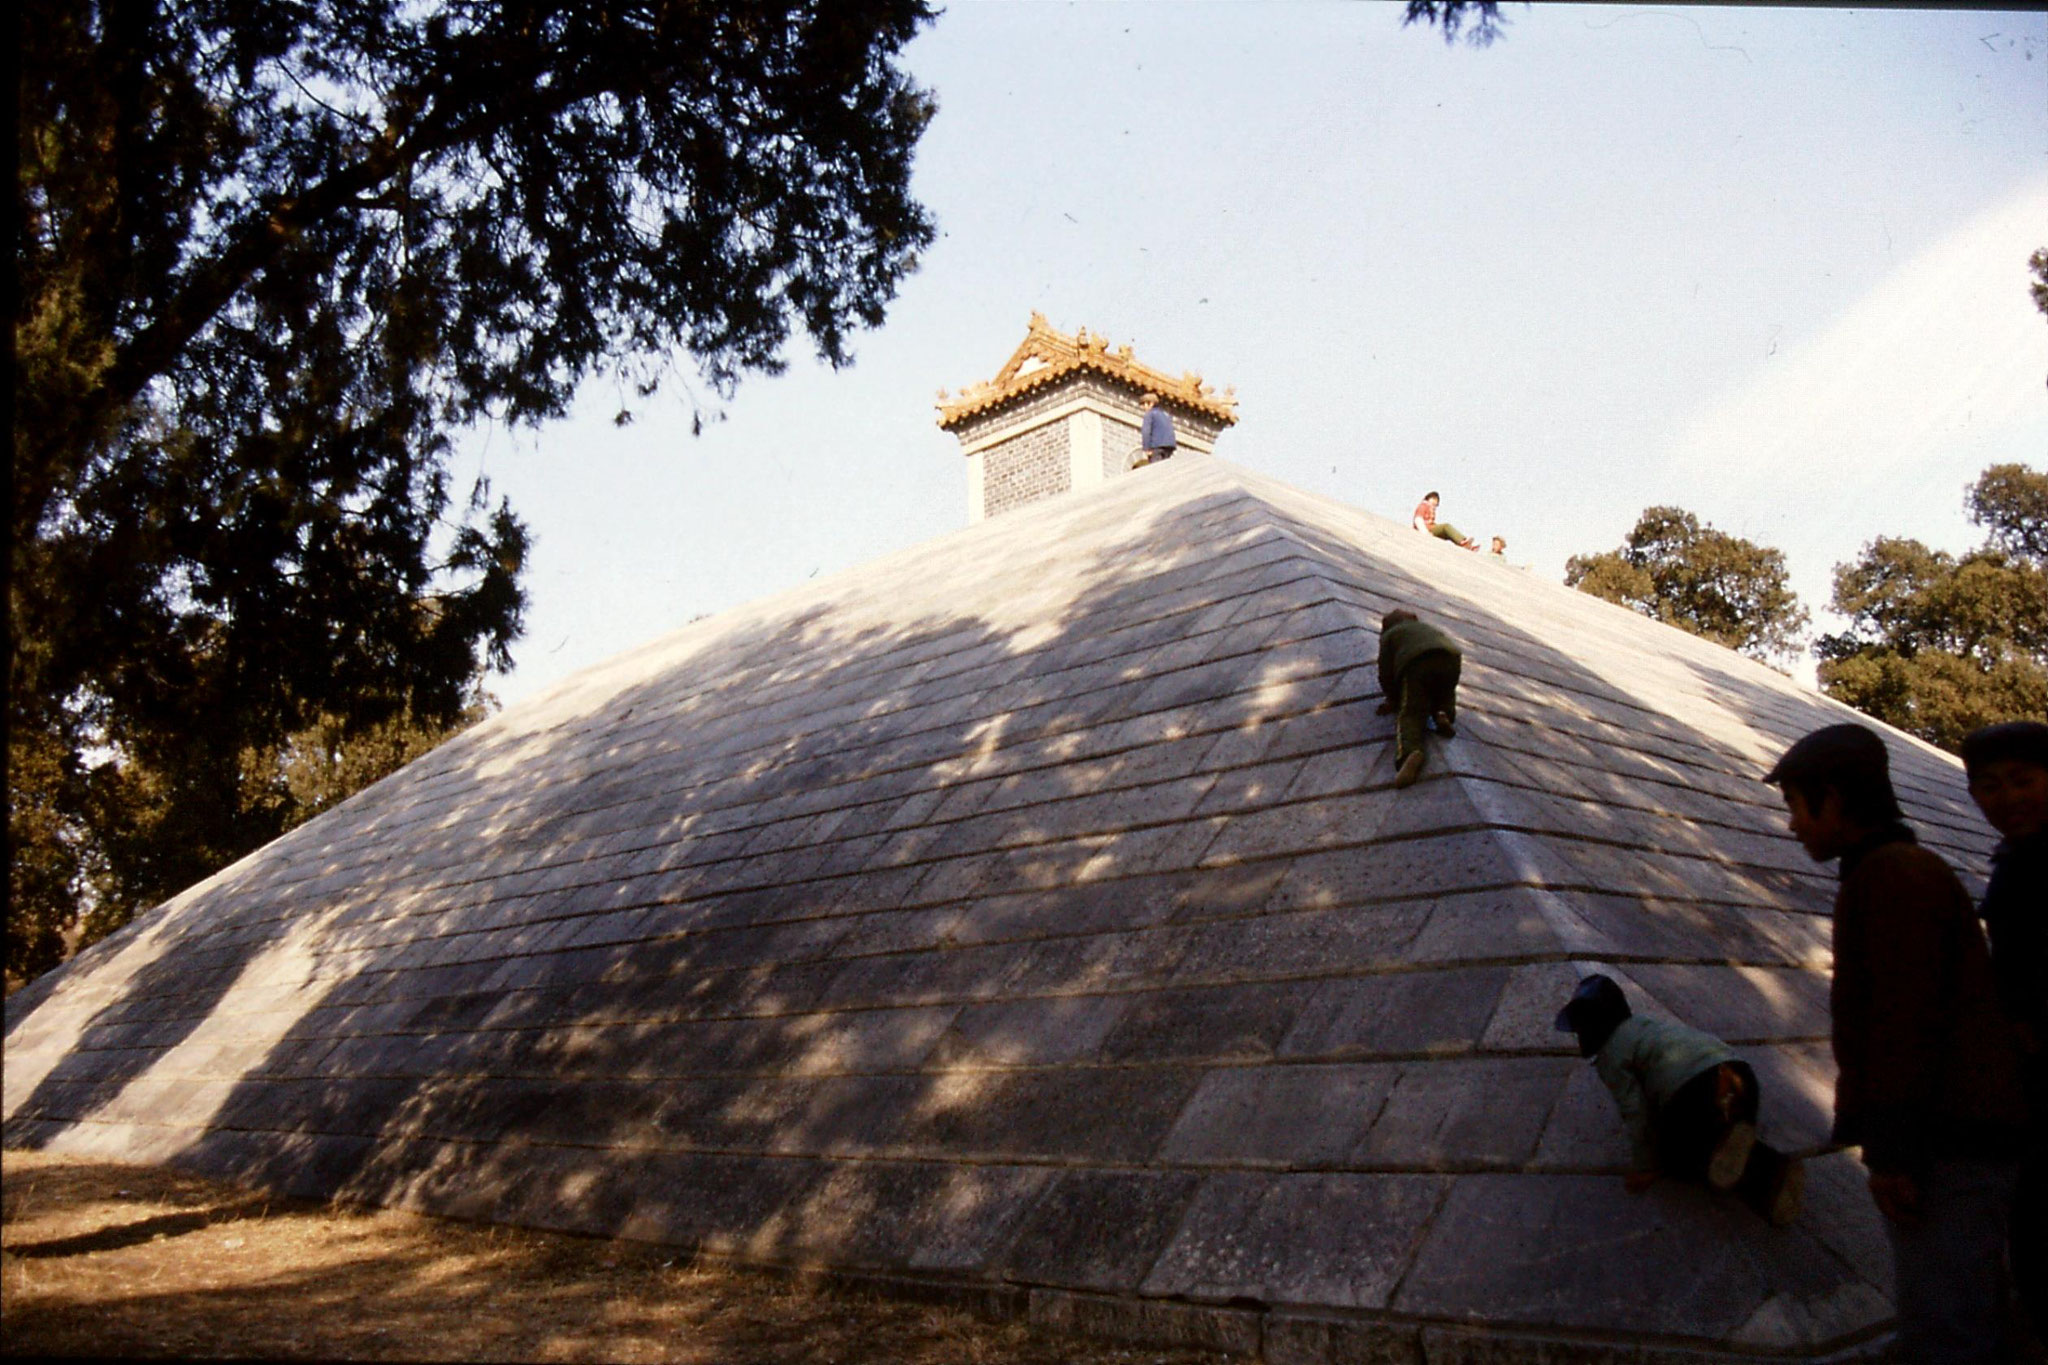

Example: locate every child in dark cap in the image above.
[1960,719,2048,1347]
[1556,973,1803,1225]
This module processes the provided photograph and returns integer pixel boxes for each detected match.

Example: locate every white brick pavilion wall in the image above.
[951,375,1229,522]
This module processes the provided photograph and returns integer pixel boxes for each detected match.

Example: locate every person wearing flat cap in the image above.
[1960,719,2048,1348]
[1766,722,2027,1365]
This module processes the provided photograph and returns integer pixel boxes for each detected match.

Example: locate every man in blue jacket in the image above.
[1136,392,1176,466]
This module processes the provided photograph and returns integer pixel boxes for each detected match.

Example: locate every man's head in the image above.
[1382,608,1419,631]
[1490,536,1506,554]
[1961,720,2048,842]
[1423,491,1440,505]
[1764,723,1901,862]
[1555,973,1631,1058]
[1140,392,1159,411]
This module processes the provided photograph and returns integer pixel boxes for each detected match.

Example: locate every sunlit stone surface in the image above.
[5,455,1991,1361]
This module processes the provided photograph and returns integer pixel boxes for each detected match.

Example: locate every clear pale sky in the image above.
[456,2,2048,708]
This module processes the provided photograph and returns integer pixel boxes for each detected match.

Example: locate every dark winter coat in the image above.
[1140,406,1176,451]
[1981,828,2048,1111]
[1829,824,2029,1174]
[1376,619,1460,702]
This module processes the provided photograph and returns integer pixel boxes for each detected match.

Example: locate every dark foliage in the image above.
[1403,1,1514,47]
[10,1,938,982]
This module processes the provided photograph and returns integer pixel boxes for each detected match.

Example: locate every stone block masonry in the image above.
[981,420,1072,518]
[6,453,1985,1362]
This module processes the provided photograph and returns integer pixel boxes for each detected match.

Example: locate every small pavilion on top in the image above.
[936,314,1238,523]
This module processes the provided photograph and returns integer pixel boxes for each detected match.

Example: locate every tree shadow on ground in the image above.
[3,1153,1234,1365]
[5,1197,279,1259]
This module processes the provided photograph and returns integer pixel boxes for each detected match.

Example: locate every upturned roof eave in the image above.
[935,315,1239,430]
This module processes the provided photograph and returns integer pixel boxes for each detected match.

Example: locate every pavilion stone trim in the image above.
[5,454,1990,1363]
[940,314,1236,522]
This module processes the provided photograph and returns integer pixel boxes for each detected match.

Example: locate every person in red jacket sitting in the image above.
[1410,491,1477,549]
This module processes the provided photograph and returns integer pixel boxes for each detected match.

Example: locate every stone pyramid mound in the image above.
[5,456,1995,1362]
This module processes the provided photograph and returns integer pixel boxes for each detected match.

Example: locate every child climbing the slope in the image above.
[1556,973,1804,1226]
[1374,608,1460,789]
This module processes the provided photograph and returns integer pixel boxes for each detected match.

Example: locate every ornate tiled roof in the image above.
[936,313,1239,429]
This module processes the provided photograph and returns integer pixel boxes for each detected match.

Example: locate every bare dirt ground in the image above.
[2,1150,1236,1364]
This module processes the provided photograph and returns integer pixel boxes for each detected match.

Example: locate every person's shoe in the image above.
[1765,1156,1805,1227]
[1395,750,1426,788]
[1432,711,1455,738]
[1707,1120,1757,1192]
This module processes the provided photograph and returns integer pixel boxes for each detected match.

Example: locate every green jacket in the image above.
[1593,1015,1738,1171]
[1376,618,1460,699]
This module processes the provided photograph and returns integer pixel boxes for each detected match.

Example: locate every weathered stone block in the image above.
[1158,1062,1395,1166]
[1141,1171,1446,1309]
[816,943,1033,1011]
[892,1065,1202,1164]
[612,1150,823,1253]
[1263,1313,1424,1365]
[1354,1059,1574,1168]
[1405,889,1582,965]
[1623,963,1832,1043]
[1395,1173,1859,1348]
[1280,968,1510,1060]
[1025,1288,1262,1355]
[1739,1043,1836,1153]
[1006,926,1193,996]
[901,1164,1058,1272]
[1262,832,1529,913]
[1168,862,1288,920]
[1098,981,1318,1064]
[995,1169,1206,1292]
[1531,1062,1633,1170]
[925,994,1134,1068]
[1171,905,1430,986]
[1479,962,1593,1054]
[1194,757,1312,818]
[1418,1324,1706,1365]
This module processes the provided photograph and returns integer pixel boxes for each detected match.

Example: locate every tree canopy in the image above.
[1564,507,1809,666]
[1817,464,2048,754]
[10,1,938,984]
[1403,2,1514,46]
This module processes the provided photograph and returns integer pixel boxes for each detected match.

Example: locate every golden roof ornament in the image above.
[936,317,1239,430]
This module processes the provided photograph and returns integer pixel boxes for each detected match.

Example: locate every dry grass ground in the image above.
[2,1150,1237,1364]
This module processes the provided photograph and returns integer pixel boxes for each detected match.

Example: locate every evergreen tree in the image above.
[9,1,938,984]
